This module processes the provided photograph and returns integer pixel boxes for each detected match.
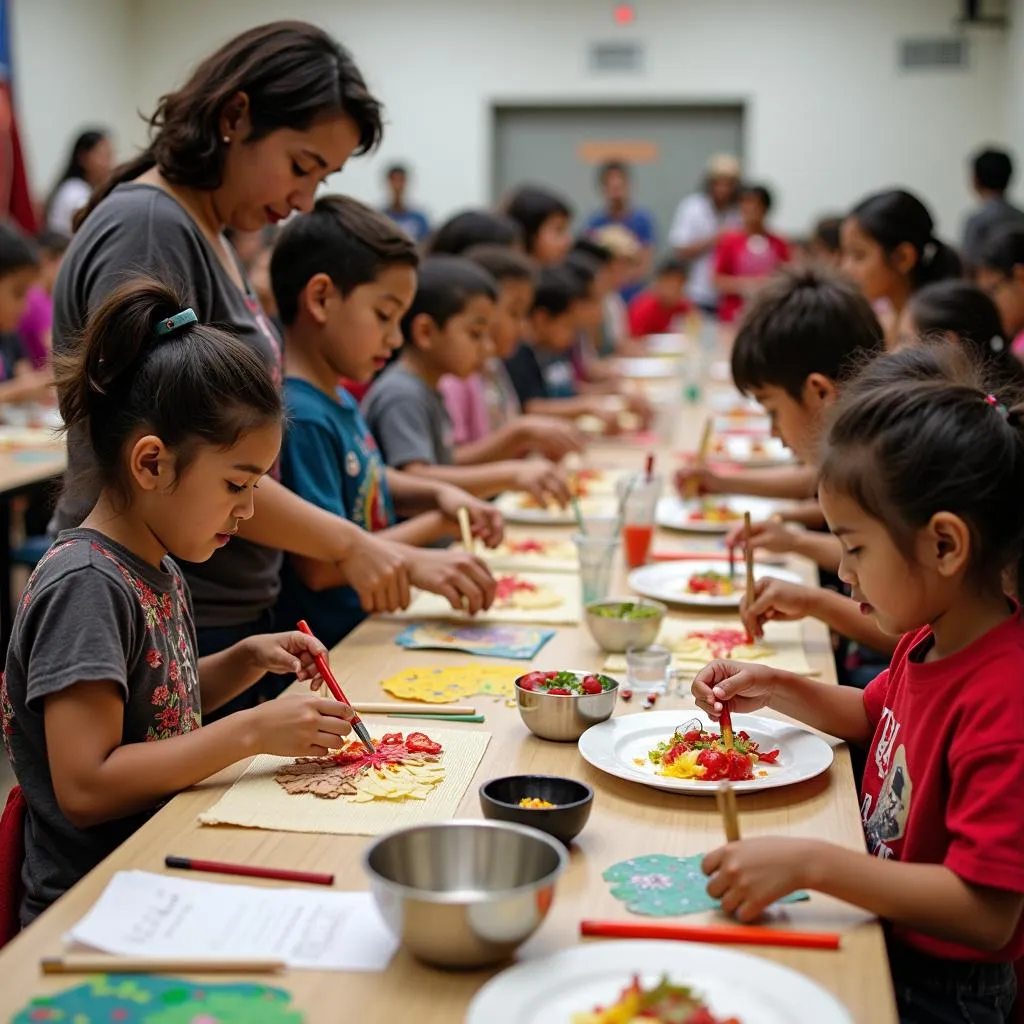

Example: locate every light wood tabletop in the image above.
[0,353,897,1022]
[0,446,65,497]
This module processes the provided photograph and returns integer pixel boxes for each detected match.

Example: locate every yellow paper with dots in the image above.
[381,664,523,703]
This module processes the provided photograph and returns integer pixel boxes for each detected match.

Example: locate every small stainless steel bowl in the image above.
[363,819,567,969]
[583,598,667,653]
[515,670,619,742]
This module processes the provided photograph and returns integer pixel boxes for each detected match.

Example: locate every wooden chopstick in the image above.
[688,418,713,499]
[41,956,286,975]
[716,782,741,842]
[457,505,474,555]
[354,702,476,716]
[743,510,755,642]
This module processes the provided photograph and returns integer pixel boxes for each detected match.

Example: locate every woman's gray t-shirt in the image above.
[51,183,284,628]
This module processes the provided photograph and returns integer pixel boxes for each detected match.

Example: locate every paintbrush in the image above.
[297,620,375,754]
[743,510,755,644]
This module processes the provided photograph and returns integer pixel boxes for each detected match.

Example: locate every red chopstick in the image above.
[580,919,840,950]
[165,855,334,886]
[296,619,375,753]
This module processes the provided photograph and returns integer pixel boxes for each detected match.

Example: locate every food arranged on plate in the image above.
[490,536,578,561]
[684,570,736,597]
[517,670,618,696]
[647,723,779,782]
[494,574,565,610]
[687,501,741,524]
[573,975,741,1024]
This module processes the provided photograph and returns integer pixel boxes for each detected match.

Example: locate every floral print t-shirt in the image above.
[2,528,201,924]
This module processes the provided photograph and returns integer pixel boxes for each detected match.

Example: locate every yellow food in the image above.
[518,797,556,809]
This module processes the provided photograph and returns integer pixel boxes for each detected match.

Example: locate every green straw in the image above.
[387,713,485,723]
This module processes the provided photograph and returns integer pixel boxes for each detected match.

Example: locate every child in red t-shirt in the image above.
[692,347,1024,1023]
[714,184,790,323]
[626,256,691,338]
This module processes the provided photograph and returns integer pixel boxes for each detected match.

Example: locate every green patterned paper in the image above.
[11,974,304,1023]
[603,853,809,917]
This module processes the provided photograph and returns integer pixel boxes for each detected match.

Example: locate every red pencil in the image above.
[580,919,840,950]
[165,855,334,887]
[297,619,375,753]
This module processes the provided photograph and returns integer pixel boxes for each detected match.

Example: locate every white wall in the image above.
[9,0,136,203]
[11,0,1014,239]
[1006,0,1024,195]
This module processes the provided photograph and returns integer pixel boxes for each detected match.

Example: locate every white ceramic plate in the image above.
[627,559,802,609]
[578,709,834,796]
[643,332,687,355]
[618,356,682,379]
[656,495,780,534]
[465,939,852,1024]
[494,491,616,526]
[712,434,795,468]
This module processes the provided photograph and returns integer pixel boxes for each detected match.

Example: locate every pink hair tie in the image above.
[985,394,1010,419]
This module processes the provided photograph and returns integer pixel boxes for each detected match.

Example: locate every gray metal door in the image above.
[492,104,744,252]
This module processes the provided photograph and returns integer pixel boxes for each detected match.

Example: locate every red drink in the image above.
[622,523,654,568]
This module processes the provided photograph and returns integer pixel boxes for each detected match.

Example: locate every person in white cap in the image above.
[667,154,742,314]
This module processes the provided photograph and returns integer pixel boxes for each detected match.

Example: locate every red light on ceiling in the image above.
[613,3,636,26]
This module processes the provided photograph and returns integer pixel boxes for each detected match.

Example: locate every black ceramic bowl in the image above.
[479,774,594,846]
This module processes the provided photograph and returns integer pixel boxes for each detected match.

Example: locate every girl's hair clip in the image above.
[155,308,198,337]
[921,240,937,265]
[985,393,1010,419]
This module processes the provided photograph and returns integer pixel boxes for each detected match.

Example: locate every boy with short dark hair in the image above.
[682,266,891,657]
[362,255,571,506]
[269,197,502,650]
[503,267,617,433]
[438,245,583,462]
[627,256,691,337]
[963,147,1024,270]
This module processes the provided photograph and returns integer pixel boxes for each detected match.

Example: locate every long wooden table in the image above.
[0,445,66,645]
[0,374,897,1022]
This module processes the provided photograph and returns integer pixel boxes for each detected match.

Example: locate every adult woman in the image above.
[667,154,742,315]
[45,129,114,235]
[53,21,493,707]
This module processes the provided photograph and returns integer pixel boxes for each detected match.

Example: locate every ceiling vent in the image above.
[898,37,969,70]
[588,41,644,73]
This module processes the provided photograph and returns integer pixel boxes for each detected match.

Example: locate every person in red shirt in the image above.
[626,256,691,337]
[714,184,791,323]
[691,346,1024,1024]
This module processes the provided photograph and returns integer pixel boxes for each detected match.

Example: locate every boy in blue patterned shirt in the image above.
[269,197,502,650]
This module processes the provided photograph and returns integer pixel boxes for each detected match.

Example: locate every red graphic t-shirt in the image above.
[714,230,790,323]
[861,611,1024,961]
[627,291,692,338]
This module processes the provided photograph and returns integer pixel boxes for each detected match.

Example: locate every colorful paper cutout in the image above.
[394,622,554,660]
[12,975,304,1023]
[381,663,523,703]
[603,853,808,917]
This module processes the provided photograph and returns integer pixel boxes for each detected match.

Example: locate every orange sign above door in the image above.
[578,140,659,164]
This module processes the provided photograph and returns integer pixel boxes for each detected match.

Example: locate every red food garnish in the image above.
[507,539,545,554]
[620,688,633,702]
[405,732,443,755]
[581,674,603,695]
[520,671,547,689]
[495,575,539,601]
[759,748,780,764]
[546,687,572,695]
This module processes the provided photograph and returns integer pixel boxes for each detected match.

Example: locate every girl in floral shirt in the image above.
[2,278,355,925]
